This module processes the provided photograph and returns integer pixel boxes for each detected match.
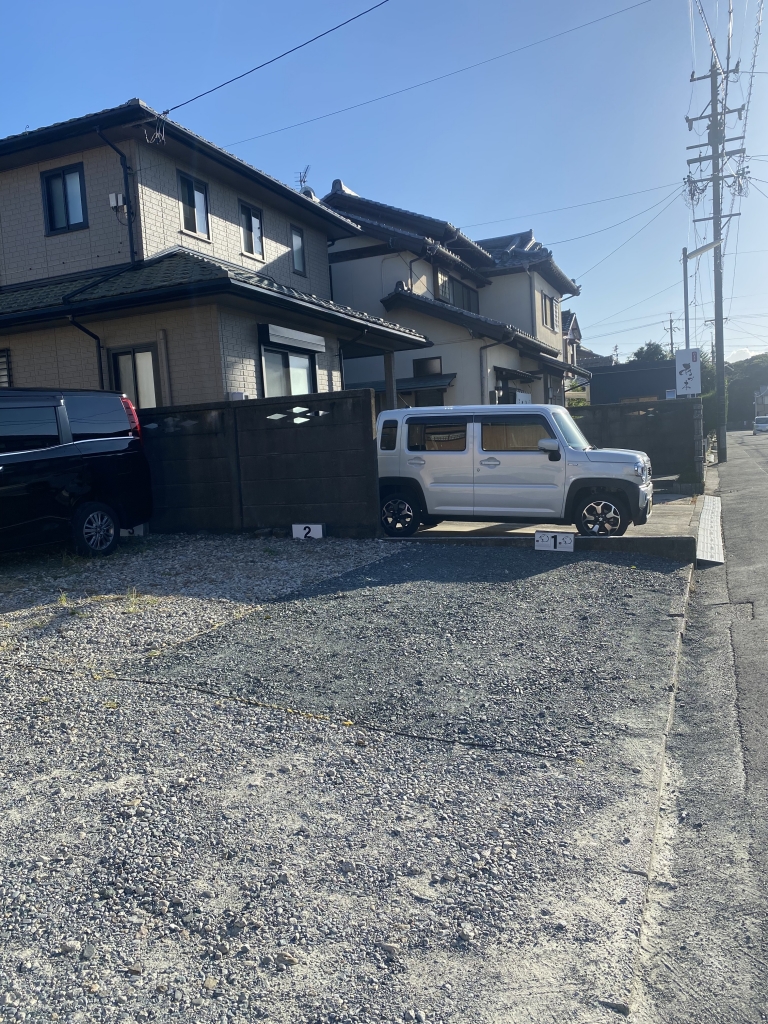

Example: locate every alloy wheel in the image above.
[82,511,116,551]
[382,497,415,532]
[580,499,622,535]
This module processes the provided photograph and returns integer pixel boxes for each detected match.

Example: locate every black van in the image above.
[0,389,152,556]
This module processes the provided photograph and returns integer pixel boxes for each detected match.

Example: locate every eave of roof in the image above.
[0,99,360,240]
[0,248,429,351]
[380,288,561,357]
[349,372,457,393]
[340,214,489,286]
[323,186,493,268]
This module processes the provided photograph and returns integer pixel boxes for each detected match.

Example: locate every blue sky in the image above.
[2,0,766,361]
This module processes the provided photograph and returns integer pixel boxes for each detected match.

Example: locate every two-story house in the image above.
[320,180,590,410]
[0,100,428,409]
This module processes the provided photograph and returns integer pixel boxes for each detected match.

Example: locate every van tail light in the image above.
[121,396,142,440]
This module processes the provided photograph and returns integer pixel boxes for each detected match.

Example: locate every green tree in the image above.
[627,341,668,364]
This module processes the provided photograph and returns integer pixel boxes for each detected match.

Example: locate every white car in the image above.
[753,416,768,434]
[377,404,653,538]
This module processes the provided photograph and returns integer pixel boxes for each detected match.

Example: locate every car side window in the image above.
[407,418,468,452]
[65,394,131,441]
[479,414,555,452]
[0,406,60,454]
[380,419,398,451]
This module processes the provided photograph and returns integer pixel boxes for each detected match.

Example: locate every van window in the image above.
[380,419,398,451]
[480,414,554,452]
[407,417,467,452]
[0,406,60,454]
[65,394,131,441]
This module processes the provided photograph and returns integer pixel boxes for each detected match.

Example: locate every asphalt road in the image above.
[633,432,768,1023]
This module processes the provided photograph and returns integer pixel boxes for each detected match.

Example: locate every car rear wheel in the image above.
[574,494,629,537]
[72,502,120,557]
[380,492,420,537]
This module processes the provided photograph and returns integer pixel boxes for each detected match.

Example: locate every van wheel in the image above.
[72,502,120,556]
[574,494,629,537]
[381,492,420,537]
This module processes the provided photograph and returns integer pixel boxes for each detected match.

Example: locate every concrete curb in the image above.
[389,533,698,563]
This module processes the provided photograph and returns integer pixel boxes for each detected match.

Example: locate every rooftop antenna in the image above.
[296,165,310,190]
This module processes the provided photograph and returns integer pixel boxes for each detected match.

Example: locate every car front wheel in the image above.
[574,494,629,537]
[72,502,120,556]
[380,493,420,537]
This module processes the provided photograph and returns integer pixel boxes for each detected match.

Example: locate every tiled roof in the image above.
[475,232,579,297]
[380,287,561,357]
[0,99,360,239]
[323,182,493,269]
[0,248,428,346]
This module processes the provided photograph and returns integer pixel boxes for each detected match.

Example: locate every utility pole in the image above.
[709,62,727,461]
[667,314,676,356]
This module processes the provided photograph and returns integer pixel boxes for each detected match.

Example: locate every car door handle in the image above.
[479,457,500,467]
[407,457,426,466]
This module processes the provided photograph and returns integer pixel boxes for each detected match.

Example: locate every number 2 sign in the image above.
[292,524,325,539]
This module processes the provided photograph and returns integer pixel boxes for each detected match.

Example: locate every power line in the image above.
[225,0,656,147]
[575,188,683,280]
[164,1,391,115]
[458,182,680,230]
[541,187,683,246]
[583,279,683,328]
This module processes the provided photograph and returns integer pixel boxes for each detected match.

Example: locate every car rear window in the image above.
[407,417,468,452]
[65,394,131,441]
[0,405,60,454]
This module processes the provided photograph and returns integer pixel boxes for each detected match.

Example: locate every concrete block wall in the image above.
[0,143,134,286]
[134,145,331,298]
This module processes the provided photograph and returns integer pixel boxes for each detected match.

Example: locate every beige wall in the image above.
[0,142,135,286]
[344,306,546,405]
[134,145,331,298]
[2,302,342,407]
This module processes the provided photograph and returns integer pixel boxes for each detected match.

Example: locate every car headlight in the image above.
[633,462,644,477]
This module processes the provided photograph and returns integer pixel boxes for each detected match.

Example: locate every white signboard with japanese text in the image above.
[515,391,532,404]
[675,348,702,397]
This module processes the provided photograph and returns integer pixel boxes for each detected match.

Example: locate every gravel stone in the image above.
[0,536,689,1021]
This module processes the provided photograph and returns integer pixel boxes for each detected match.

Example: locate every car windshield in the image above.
[756,417,768,424]
[549,407,593,449]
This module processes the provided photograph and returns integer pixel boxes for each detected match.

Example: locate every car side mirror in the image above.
[538,437,561,462]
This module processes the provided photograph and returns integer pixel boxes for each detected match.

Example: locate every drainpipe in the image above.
[478,337,506,405]
[69,316,104,390]
[95,128,136,265]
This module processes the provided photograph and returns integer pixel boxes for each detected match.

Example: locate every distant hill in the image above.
[725,353,768,424]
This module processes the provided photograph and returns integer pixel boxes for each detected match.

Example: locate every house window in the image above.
[179,173,209,237]
[41,164,87,234]
[435,268,478,313]
[240,203,263,257]
[262,347,314,398]
[291,226,306,275]
[112,347,160,410]
[542,293,560,330]
[0,350,11,388]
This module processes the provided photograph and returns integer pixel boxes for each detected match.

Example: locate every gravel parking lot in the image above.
[0,534,690,1023]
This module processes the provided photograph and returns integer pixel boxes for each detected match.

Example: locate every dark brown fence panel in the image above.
[570,399,700,482]
[139,390,379,537]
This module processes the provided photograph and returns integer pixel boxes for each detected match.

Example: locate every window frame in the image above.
[290,225,306,276]
[40,163,88,236]
[239,201,264,259]
[260,342,317,399]
[542,292,558,331]
[178,171,210,239]
[0,349,12,389]
[109,344,162,410]
[478,413,555,453]
[0,404,62,455]
[434,267,478,313]
[405,415,471,453]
